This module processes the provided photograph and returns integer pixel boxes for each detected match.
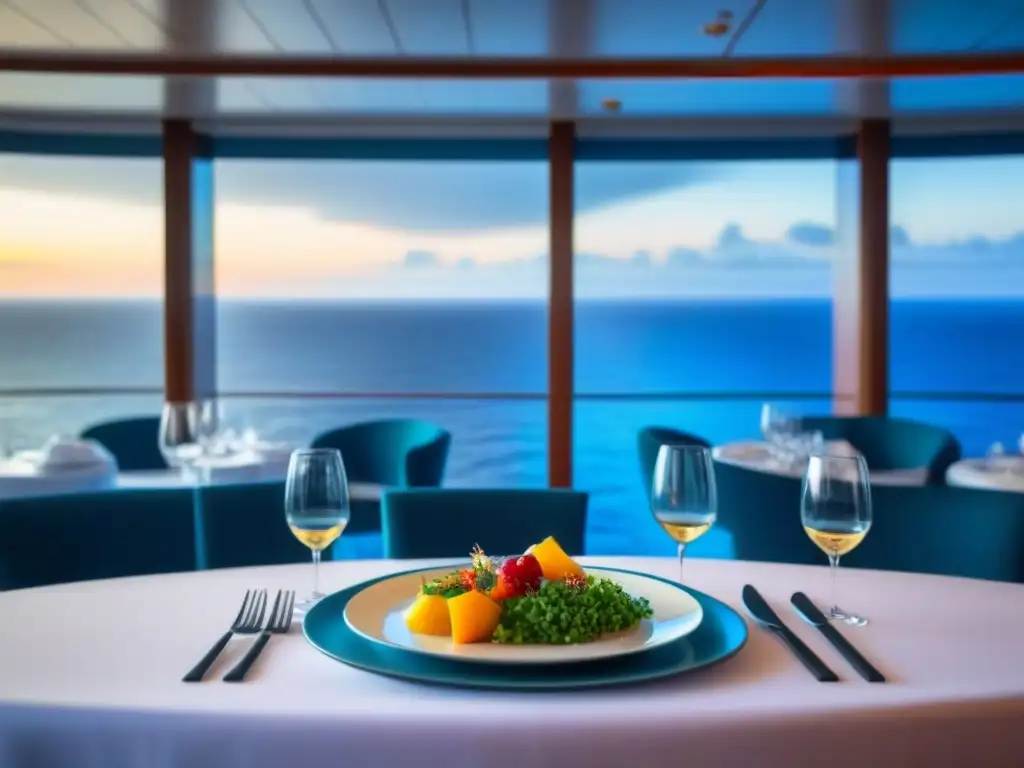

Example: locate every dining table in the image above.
[0,557,1020,768]
[945,457,1024,493]
[714,440,931,485]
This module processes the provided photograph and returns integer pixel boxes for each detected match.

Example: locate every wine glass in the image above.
[760,403,796,461]
[158,402,203,476]
[801,453,872,627]
[285,448,350,615]
[650,444,717,586]
[194,399,224,456]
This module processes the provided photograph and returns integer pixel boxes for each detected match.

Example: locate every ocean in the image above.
[2,299,1023,557]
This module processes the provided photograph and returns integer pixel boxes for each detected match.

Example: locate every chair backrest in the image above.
[312,419,451,487]
[0,488,196,590]
[381,488,588,559]
[714,460,1024,582]
[194,480,313,570]
[637,427,712,500]
[845,484,1024,583]
[81,416,167,471]
[798,416,960,484]
[712,460,819,566]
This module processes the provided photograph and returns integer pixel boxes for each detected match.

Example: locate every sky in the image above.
[1,152,1023,299]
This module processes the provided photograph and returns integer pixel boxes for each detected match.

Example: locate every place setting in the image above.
[179,442,885,692]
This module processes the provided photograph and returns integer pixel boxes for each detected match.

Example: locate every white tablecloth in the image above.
[946,457,1024,493]
[0,558,1020,768]
[714,441,930,486]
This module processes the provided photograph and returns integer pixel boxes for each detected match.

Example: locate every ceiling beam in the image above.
[548,0,596,118]
[3,51,1024,78]
[836,0,890,118]
[163,0,217,117]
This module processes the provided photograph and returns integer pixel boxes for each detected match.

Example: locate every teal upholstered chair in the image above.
[81,416,167,471]
[714,460,1024,581]
[0,488,196,590]
[312,419,451,534]
[194,480,316,570]
[637,427,711,500]
[713,460,818,566]
[845,484,1024,582]
[381,488,588,559]
[797,416,960,485]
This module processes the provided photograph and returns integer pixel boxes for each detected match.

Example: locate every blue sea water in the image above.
[1,299,1023,556]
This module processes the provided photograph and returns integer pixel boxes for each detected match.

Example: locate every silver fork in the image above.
[182,589,268,683]
[223,590,295,682]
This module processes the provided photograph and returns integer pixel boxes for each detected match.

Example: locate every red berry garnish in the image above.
[458,568,477,590]
[497,553,543,597]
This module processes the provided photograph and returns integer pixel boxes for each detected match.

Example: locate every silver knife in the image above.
[791,592,885,683]
[742,585,839,682]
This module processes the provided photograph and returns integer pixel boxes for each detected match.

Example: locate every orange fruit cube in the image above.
[447,589,503,644]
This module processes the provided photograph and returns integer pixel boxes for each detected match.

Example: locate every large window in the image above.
[889,154,1024,456]
[0,153,163,451]
[213,158,548,490]
[574,157,838,555]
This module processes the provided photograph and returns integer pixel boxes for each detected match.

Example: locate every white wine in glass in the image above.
[285,448,350,615]
[651,444,717,586]
[801,453,872,626]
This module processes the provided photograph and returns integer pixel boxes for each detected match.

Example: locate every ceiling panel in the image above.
[298,0,400,54]
[468,0,549,55]
[890,0,1024,52]
[727,0,841,56]
[385,0,469,55]
[2,0,153,49]
[578,79,842,117]
[0,72,163,111]
[591,0,747,57]
[224,0,333,53]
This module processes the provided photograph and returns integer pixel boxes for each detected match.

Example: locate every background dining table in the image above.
[945,457,1024,493]
[0,557,1020,767]
[713,441,931,485]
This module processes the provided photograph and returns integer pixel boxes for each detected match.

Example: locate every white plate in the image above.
[343,566,703,664]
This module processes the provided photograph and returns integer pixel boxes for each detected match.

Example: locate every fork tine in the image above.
[249,589,268,630]
[277,591,296,631]
[265,590,283,631]
[230,590,253,631]
[241,589,261,629]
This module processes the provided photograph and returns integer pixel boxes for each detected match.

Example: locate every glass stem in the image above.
[311,549,322,599]
[677,542,687,585]
[828,553,840,611]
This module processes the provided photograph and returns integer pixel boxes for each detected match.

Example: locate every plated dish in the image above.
[343,537,704,664]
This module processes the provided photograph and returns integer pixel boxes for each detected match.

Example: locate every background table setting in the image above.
[946,455,1024,493]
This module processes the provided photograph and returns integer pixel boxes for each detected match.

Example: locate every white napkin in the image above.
[38,436,115,473]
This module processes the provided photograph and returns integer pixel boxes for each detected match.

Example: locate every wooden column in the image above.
[163,120,215,403]
[548,121,575,487]
[834,120,890,415]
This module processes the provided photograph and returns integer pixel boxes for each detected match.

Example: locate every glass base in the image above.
[828,606,868,627]
[291,592,324,617]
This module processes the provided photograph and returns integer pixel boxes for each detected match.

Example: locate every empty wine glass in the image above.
[760,403,797,460]
[801,454,873,627]
[158,402,203,476]
[650,444,718,586]
[285,448,350,615]
[194,399,224,456]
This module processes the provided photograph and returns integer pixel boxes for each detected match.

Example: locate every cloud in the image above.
[0,155,718,233]
[402,250,438,268]
[787,222,835,247]
[890,225,911,247]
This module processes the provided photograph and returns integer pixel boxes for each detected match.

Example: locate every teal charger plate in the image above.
[303,566,749,690]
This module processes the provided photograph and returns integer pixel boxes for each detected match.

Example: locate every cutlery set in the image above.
[742,585,885,683]
[183,589,296,683]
